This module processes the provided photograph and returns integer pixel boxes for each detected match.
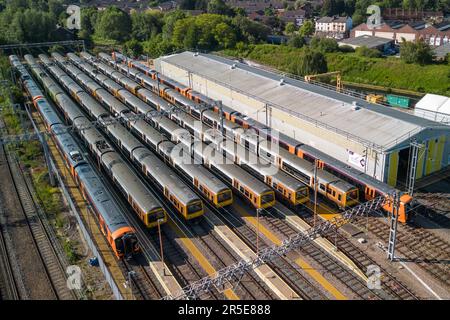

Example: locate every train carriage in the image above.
[101,152,167,227]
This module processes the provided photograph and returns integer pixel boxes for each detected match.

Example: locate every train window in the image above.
[261,193,274,205]
[239,186,244,193]
[244,190,250,197]
[217,191,232,203]
[338,194,342,201]
[187,201,203,214]
[327,186,332,194]
[319,184,326,191]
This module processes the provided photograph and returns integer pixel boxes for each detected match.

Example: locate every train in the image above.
[66,52,283,210]
[86,52,358,209]
[70,52,286,209]
[41,53,208,220]
[24,54,168,231]
[10,55,139,259]
[101,51,413,223]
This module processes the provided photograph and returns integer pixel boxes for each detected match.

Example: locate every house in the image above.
[315,16,352,39]
[351,22,450,47]
[279,9,306,27]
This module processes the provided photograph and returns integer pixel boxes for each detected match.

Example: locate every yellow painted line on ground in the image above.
[304,200,341,221]
[233,203,347,300]
[167,220,239,300]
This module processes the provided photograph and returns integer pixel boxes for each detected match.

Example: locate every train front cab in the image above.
[215,189,233,208]
[146,208,168,228]
[382,194,412,224]
[185,200,204,220]
[111,227,139,259]
[259,190,276,209]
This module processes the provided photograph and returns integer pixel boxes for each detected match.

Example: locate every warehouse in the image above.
[154,51,450,187]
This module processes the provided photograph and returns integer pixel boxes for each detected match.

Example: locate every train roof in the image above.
[166,141,230,194]
[136,89,167,107]
[101,152,163,212]
[132,147,200,205]
[119,90,153,114]
[95,90,129,115]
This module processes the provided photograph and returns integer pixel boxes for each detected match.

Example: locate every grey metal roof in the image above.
[157,51,449,151]
[433,43,450,59]
[339,35,394,49]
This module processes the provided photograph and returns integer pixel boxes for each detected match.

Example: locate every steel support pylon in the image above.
[387,193,399,261]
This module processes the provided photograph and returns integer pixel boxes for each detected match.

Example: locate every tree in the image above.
[131,11,163,41]
[288,34,305,48]
[124,39,143,58]
[207,0,233,16]
[299,20,314,37]
[143,34,175,58]
[162,10,187,40]
[289,48,327,75]
[95,6,132,42]
[214,22,237,48]
[400,38,434,65]
[232,16,270,44]
[285,22,296,35]
[310,36,339,52]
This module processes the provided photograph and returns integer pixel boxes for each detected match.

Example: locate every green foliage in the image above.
[94,6,131,42]
[221,44,450,96]
[207,0,234,16]
[400,38,434,65]
[289,48,328,75]
[143,34,175,58]
[310,36,339,53]
[63,239,80,264]
[299,20,314,37]
[285,22,296,35]
[131,11,163,41]
[339,44,355,52]
[288,34,305,48]
[124,39,143,58]
[355,46,381,57]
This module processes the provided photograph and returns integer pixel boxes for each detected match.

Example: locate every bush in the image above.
[288,35,305,48]
[355,46,381,58]
[310,36,339,53]
[339,45,355,53]
[400,39,434,65]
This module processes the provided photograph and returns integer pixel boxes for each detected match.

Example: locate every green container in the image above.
[386,94,410,109]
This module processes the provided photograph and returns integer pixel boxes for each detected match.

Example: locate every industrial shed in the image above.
[414,94,450,124]
[155,51,450,187]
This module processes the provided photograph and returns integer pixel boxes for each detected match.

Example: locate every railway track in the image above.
[352,212,450,289]
[148,226,222,300]
[190,217,278,300]
[122,256,165,300]
[261,208,382,300]
[0,214,19,300]
[0,115,77,300]
[216,205,327,300]
[294,207,418,300]
[5,150,76,300]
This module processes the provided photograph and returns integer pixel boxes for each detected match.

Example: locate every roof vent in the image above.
[231,63,237,69]
[279,78,285,86]
[351,101,360,111]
